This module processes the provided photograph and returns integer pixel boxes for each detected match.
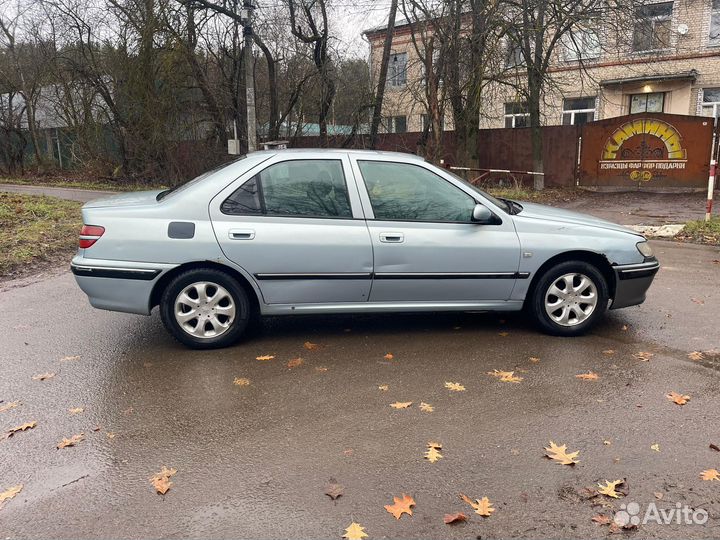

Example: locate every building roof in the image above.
[600,70,698,86]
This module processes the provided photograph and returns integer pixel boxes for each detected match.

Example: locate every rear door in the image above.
[351,157,521,302]
[209,154,373,305]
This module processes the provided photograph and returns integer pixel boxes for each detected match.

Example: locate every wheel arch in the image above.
[150,260,261,314]
[524,250,616,308]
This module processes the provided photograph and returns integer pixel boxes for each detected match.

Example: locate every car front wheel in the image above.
[530,261,609,336]
[160,268,251,349]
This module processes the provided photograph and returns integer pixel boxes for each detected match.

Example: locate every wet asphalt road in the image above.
[1,241,720,539]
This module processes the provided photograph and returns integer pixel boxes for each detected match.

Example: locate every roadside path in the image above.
[0,183,114,203]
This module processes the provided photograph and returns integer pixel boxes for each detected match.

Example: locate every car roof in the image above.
[250,148,426,161]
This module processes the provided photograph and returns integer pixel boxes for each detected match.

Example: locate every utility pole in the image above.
[241,0,257,152]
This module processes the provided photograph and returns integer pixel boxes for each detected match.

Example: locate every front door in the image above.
[210,156,373,304]
[352,159,521,302]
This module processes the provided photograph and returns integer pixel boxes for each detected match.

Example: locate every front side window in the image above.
[633,2,673,52]
[711,0,720,45]
[358,161,476,222]
[504,102,529,128]
[221,159,352,218]
[630,92,665,113]
[562,97,596,125]
[701,88,720,118]
[388,52,408,87]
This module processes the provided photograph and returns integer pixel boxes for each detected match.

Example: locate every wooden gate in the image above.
[578,113,714,189]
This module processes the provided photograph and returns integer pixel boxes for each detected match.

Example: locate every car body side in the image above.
[71,149,656,317]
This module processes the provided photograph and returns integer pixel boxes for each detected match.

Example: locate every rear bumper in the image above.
[610,259,660,310]
[71,256,174,315]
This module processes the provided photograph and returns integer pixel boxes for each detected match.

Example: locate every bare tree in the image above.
[370,0,398,148]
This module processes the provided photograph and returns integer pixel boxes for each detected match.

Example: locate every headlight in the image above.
[636,241,654,258]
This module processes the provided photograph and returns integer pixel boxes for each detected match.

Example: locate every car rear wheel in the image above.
[160,268,251,349]
[530,261,608,336]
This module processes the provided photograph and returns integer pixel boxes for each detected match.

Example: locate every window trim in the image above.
[632,1,674,53]
[355,159,491,225]
[710,0,720,47]
[387,52,408,88]
[561,97,597,125]
[629,92,666,114]
[701,87,720,117]
[220,158,355,220]
[504,101,530,128]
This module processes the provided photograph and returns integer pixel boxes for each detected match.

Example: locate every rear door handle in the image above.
[379,232,404,243]
[229,229,255,240]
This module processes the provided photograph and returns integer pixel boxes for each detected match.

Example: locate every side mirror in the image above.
[472,203,493,224]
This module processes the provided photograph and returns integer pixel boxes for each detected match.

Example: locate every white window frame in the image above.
[629,92,665,113]
[632,1,674,53]
[710,0,720,46]
[561,27,601,61]
[388,52,408,88]
[701,88,720,118]
[385,115,407,133]
[504,102,529,128]
[562,97,597,124]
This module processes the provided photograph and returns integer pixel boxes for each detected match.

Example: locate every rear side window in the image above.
[221,159,352,218]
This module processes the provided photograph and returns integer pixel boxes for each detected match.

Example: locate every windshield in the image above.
[157,155,248,201]
[444,169,510,212]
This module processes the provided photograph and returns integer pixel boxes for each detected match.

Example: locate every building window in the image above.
[711,0,720,46]
[420,49,441,86]
[562,27,601,61]
[701,88,720,117]
[506,41,523,67]
[385,115,407,133]
[388,52,407,87]
[562,97,596,125]
[630,92,665,113]
[504,102,529,128]
[633,2,673,52]
[421,114,445,131]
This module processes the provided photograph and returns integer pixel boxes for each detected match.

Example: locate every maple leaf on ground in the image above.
[378,384,389,391]
[460,494,495,517]
[4,421,37,438]
[150,466,177,494]
[576,371,599,381]
[287,358,304,369]
[385,494,415,519]
[325,482,344,500]
[32,372,55,381]
[384,353,394,360]
[425,441,443,463]
[304,341,320,350]
[342,522,368,540]
[544,441,580,465]
[57,433,85,449]
[592,514,612,525]
[633,351,654,362]
[233,377,250,386]
[390,401,412,409]
[700,469,720,481]
[597,479,624,498]
[688,351,705,361]
[0,484,22,510]
[488,369,523,383]
[667,391,690,405]
[444,512,468,524]
[255,355,274,361]
[68,407,84,415]
[0,401,20,413]
[444,381,466,392]
[419,402,434,413]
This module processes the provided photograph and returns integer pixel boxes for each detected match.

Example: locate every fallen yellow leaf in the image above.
[419,402,434,413]
[444,382,466,392]
[57,433,84,449]
[68,407,84,415]
[529,357,540,363]
[544,441,580,465]
[5,421,37,438]
[0,484,22,509]
[378,384,389,391]
[425,441,443,463]
[650,443,660,452]
[150,466,177,494]
[688,351,705,361]
[700,469,719,481]
[304,341,320,350]
[390,401,412,409]
[576,371,599,381]
[667,391,690,406]
[460,494,495,517]
[255,355,274,361]
[287,358,304,369]
[384,353,394,360]
[233,377,250,386]
[59,355,81,362]
[384,493,415,519]
[342,522,368,540]
[602,349,615,355]
[633,351,654,362]
[489,369,523,383]
[0,401,20,413]
[32,372,55,381]
[597,479,624,498]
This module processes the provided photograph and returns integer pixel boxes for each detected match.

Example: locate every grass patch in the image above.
[0,176,166,192]
[676,217,720,246]
[0,193,83,279]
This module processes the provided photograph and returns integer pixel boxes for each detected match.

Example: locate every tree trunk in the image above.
[527,73,544,190]
[370,0,398,148]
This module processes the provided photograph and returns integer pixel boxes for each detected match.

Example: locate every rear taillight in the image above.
[79,225,105,248]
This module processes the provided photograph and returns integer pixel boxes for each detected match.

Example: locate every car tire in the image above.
[160,268,252,349]
[530,261,609,336]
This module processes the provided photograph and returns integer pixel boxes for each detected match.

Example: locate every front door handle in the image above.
[379,232,404,243]
[229,229,255,240]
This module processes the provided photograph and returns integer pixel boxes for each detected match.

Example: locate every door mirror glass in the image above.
[472,204,493,223]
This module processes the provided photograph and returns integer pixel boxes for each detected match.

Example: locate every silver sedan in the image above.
[71,149,659,349]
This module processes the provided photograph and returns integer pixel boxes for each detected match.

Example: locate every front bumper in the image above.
[610,259,660,310]
[71,256,175,315]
